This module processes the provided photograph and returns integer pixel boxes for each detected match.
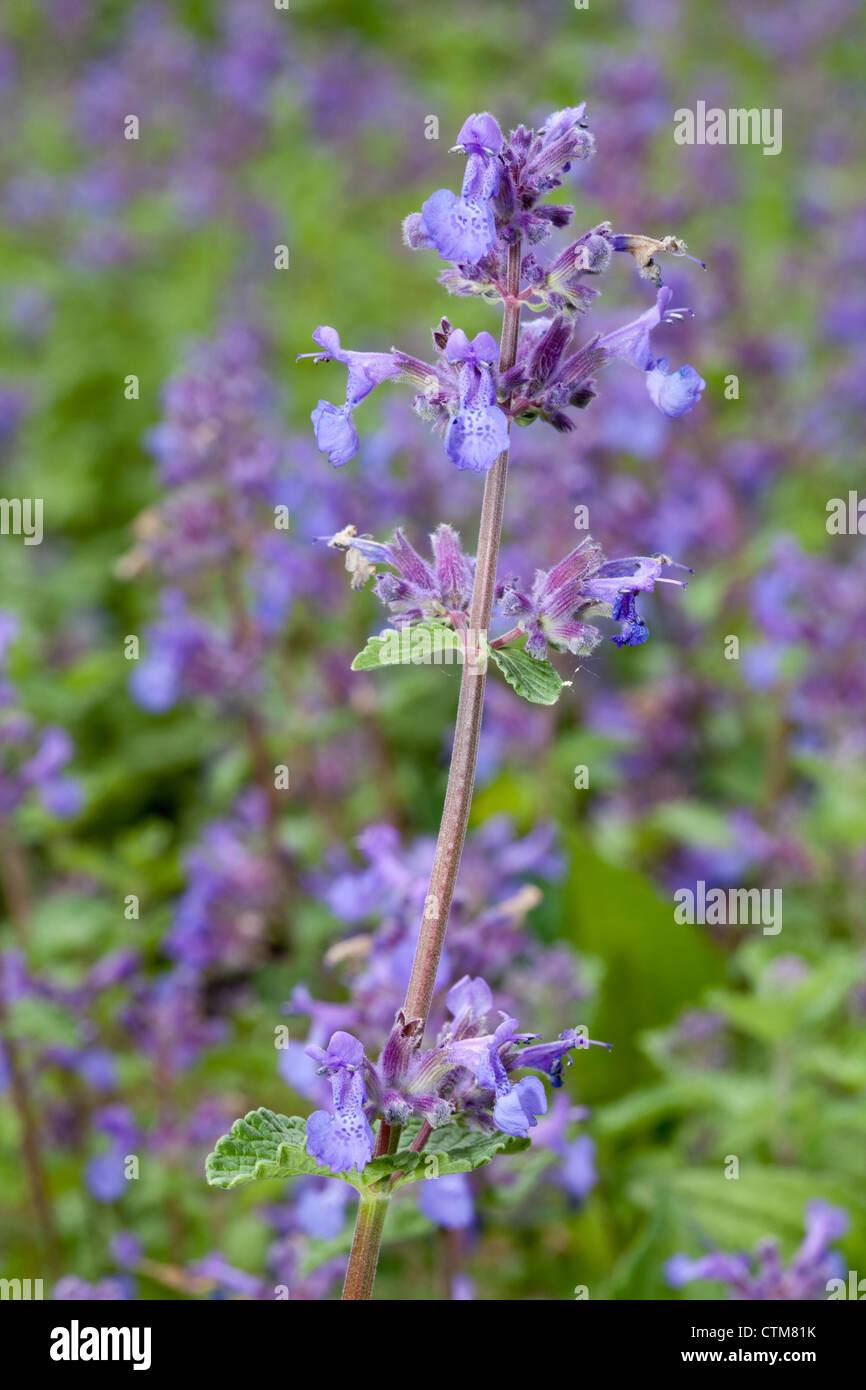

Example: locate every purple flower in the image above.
[598,287,691,371]
[500,538,690,655]
[491,106,595,245]
[85,1149,127,1203]
[583,552,692,647]
[189,1252,270,1299]
[492,1075,548,1136]
[666,1200,850,1299]
[110,1232,142,1268]
[326,522,475,622]
[294,1178,354,1239]
[598,287,705,417]
[54,1276,131,1301]
[0,611,19,667]
[167,795,278,969]
[500,538,606,659]
[129,590,251,712]
[400,975,607,1138]
[559,1134,597,1201]
[540,224,614,313]
[444,328,509,472]
[19,728,83,818]
[646,357,706,417]
[409,113,503,265]
[299,327,403,466]
[145,324,280,490]
[75,1048,117,1091]
[795,1199,849,1272]
[0,627,83,818]
[453,112,504,158]
[86,1106,139,1203]
[609,590,649,647]
[310,401,359,467]
[296,814,578,1056]
[516,105,595,195]
[445,974,494,1025]
[278,1041,322,1100]
[295,971,607,1166]
[516,1027,610,1081]
[418,1172,475,1229]
[123,967,225,1077]
[305,1031,376,1174]
[665,1250,751,1291]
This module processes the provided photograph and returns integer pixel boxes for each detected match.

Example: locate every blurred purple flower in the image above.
[666,1200,849,1299]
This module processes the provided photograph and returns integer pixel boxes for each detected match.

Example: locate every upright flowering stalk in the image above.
[206,106,705,1302]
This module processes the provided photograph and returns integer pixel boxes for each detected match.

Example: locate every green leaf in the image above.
[5,996,79,1048]
[351,622,465,672]
[205,1108,360,1190]
[602,1190,680,1301]
[359,1149,423,1186]
[646,799,734,849]
[387,1122,530,1189]
[205,1111,530,1197]
[488,644,565,705]
[560,837,726,1102]
[351,630,402,671]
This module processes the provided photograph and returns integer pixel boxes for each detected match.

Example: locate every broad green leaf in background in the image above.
[628,1164,866,1265]
[561,838,727,1102]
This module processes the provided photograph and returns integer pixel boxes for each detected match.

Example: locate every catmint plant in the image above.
[206,105,705,1300]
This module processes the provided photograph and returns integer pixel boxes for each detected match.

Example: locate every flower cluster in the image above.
[405,107,594,266]
[326,526,690,652]
[122,324,301,713]
[164,792,282,970]
[304,975,609,1173]
[300,108,705,472]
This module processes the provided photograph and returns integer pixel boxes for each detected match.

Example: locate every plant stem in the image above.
[404,235,523,1031]
[0,827,31,946]
[342,1193,391,1301]
[341,236,523,1301]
